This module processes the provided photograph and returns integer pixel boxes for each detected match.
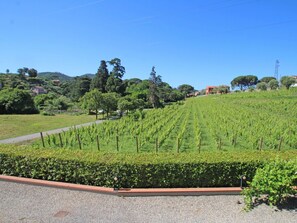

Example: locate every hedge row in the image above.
[1,146,296,188]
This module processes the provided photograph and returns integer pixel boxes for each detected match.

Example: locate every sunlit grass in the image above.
[0,114,96,140]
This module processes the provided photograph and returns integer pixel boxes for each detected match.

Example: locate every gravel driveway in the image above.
[0,181,296,223]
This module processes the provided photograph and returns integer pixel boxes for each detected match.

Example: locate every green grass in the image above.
[0,114,96,140]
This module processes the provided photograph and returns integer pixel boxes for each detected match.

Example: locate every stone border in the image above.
[0,175,242,196]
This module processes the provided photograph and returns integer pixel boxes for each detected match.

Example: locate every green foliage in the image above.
[80,89,103,118]
[213,85,230,94]
[28,68,38,78]
[242,158,297,211]
[80,90,119,117]
[108,58,125,79]
[101,93,119,116]
[149,66,162,108]
[268,79,279,90]
[178,84,195,95]
[91,60,109,93]
[34,93,56,109]
[68,76,91,101]
[280,76,296,89]
[260,76,276,83]
[105,74,126,95]
[231,75,258,91]
[38,72,73,82]
[256,82,267,91]
[118,96,144,114]
[1,145,295,188]
[52,96,72,111]
[0,88,38,114]
[34,89,297,152]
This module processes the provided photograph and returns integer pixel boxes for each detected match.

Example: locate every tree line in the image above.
[231,75,296,91]
[0,58,195,115]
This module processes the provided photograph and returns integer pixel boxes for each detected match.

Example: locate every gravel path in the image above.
[0,181,296,223]
[0,120,104,144]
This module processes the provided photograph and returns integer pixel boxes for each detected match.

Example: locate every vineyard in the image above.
[36,89,297,153]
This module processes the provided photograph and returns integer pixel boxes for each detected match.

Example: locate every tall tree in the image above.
[268,79,279,90]
[6,69,9,74]
[23,67,29,74]
[231,75,258,90]
[148,66,162,108]
[108,58,125,78]
[91,60,109,92]
[178,84,194,95]
[17,68,25,76]
[260,76,276,83]
[106,58,126,95]
[105,74,126,95]
[280,76,295,89]
[0,89,38,114]
[80,89,103,119]
[28,68,38,78]
[100,93,119,117]
[256,82,267,91]
[70,76,92,101]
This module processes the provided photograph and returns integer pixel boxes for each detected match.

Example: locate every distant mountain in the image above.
[38,72,73,81]
[80,73,95,79]
[38,72,95,82]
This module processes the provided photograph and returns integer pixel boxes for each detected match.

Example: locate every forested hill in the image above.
[38,72,95,81]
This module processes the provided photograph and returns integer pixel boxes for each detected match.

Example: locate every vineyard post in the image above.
[177,138,180,153]
[278,137,283,151]
[232,134,237,147]
[155,138,159,153]
[259,137,263,151]
[198,138,201,153]
[40,132,45,148]
[116,135,119,152]
[58,133,63,147]
[96,135,100,151]
[217,138,222,150]
[77,134,82,150]
[219,138,222,150]
[135,136,139,153]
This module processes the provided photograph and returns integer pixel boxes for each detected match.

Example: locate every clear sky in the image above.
[1,0,297,90]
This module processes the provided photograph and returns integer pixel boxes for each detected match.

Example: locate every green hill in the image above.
[38,72,73,82]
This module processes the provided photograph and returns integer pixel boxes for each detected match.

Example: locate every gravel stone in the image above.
[0,181,296,223]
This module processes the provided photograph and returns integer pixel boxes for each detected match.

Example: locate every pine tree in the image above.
[91,60,109,93]
[148,66,162,108]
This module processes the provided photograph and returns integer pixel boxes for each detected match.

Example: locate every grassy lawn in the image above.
[0,114,96,140]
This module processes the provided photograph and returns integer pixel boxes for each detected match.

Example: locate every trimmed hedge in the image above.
[1,145,296,188]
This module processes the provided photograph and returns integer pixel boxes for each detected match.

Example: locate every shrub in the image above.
[256,82,267,91]
[0,88,38,114]
[242,158,297,211]
[1,146,296,189]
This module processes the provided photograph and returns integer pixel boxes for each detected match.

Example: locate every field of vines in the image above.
[36,89,297,153]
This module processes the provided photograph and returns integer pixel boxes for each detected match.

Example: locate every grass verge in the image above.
[0,114,96,140]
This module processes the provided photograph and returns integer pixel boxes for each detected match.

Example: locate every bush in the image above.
[242,158,297,211]
[0,88,38,114]
[41,111,55,116]
[1,146,296,189]
[0,153,260,188]
[256,82,267,91]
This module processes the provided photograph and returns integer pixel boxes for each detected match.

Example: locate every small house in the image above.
[31,86,47,95]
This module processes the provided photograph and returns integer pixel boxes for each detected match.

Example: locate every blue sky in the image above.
[1,0,297,90]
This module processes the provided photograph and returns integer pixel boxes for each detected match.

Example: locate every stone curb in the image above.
[0,175,243,196]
